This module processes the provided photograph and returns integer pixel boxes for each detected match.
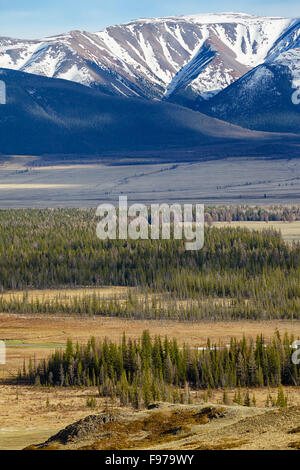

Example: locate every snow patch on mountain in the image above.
[273,49,300,104]
[243,66,275,90]
[165,43,216,98]
[190,63,236,99]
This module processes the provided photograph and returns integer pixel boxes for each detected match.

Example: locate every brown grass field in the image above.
[214,220,300,243]
[0,286,130,302]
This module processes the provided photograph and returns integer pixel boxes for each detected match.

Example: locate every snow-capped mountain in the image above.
[201,18,300,133]
[0,13,296,103]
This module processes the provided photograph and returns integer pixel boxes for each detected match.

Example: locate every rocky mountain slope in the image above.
[201,19,300,132]
[0,13,296,105]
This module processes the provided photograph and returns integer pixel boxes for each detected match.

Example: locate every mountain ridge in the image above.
[0,12,296,104]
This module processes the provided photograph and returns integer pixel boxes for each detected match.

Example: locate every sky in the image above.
[0,0,299,38]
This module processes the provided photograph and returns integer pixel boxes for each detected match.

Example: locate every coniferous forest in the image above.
[19,330,298,408]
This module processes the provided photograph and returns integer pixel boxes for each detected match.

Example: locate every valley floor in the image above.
[1,157,300,206]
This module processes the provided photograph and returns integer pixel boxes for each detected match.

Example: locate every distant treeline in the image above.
[18,331,300,408]
[205,205,300,222]
[1,277,300,320]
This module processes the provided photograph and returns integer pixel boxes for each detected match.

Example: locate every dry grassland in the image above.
[0,286,130,302]
[214,220,300,243]
[1,385,300,450]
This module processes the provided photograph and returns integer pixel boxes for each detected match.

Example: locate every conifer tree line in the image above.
[1,281,300,320]
[18,331,300,408]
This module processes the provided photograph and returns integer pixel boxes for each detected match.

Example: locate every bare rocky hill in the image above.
[25,403,300,450]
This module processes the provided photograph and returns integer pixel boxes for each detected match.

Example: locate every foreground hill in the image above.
[25,403,300,450]
[1,67,297,158]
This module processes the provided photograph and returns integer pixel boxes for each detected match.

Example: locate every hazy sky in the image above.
[0,0,299,38]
